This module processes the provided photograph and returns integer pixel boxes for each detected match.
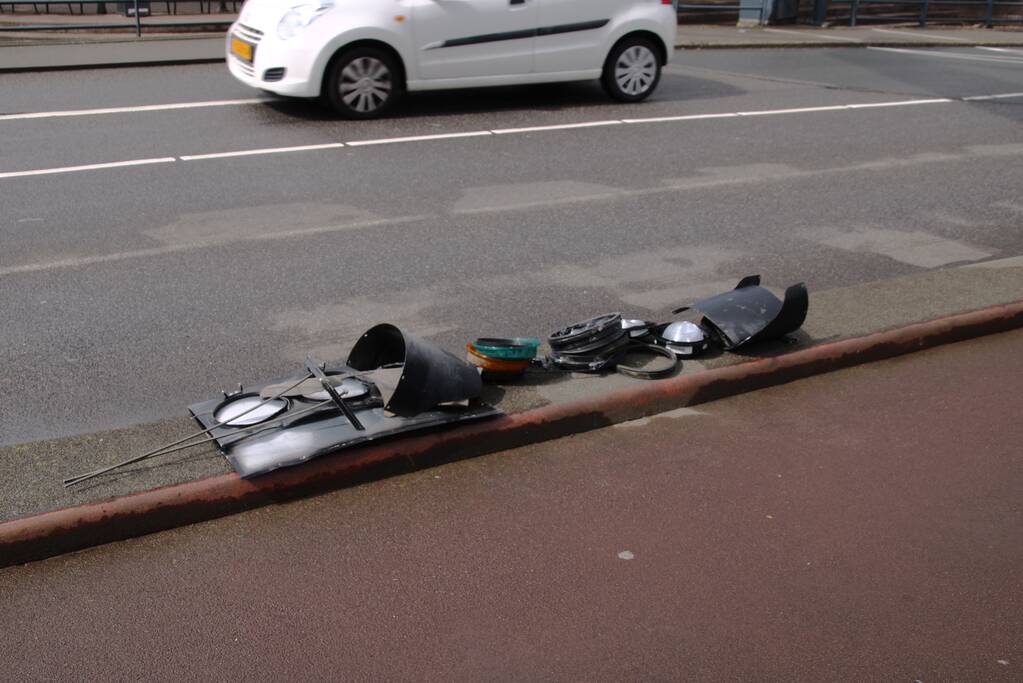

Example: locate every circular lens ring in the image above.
[472,337,541,360]
[466,343,531,373]
[548,313,622,348]
[616,343,679,380]
[213,393,290,427]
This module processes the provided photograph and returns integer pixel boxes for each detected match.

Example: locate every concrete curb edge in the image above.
[0,57,223,74]
[2,299,1022,568]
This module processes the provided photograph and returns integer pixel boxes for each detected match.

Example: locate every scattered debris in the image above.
[615,342,679,380]
[672,275,808,350]
[542,274,807,377]
[652,321,709,358]
[466,337,540,377]
[64,324,499,485]
[548,313,631,372]
[63,275,808,486]
[472,337,542,360]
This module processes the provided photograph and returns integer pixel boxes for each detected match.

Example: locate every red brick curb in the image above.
[3,299,1021,568]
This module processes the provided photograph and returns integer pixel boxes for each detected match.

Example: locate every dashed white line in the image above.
[1,93,1020,181]
[846,98,952,108]
[737,104,852,116]
[976,46,1023,55]
[625,98,950,124]
[869,46,1023,64]
[492,120,622,134]
[962,92,1023,101]
[0,98,263,122]
[0,157,176,179]
[345,130,492,146]
[180,142,345,161]
[622,112,738,123]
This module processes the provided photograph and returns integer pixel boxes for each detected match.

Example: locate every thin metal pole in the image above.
[306,355,365,431]
[62,373,313,487]
[850,0,859,26]
[984,0,993,27]
[63,398,334,488]
[133,0,140,37]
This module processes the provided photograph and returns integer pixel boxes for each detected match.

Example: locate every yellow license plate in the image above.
[231,36,254,63]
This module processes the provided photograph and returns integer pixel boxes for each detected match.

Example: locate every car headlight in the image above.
[277,1,333,40]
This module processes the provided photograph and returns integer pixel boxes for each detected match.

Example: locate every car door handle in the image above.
[509,0,525,5]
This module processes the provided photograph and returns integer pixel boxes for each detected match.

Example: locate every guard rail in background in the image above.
[0,0,232,36]
[813,0,1023,26]
[678,0,769,24]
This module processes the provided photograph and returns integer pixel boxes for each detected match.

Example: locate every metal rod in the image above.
[62,398,335,488]
[62,396,343,488]
[62,373,314,487]
[306,355,365,431]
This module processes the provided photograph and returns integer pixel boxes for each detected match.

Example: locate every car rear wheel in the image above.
[601,37,661,103]
[324,47,401,119]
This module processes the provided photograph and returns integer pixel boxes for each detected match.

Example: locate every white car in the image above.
[227,0,678,118]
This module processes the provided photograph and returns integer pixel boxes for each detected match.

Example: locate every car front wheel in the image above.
[324,47,401,119]
[601,37,661,103]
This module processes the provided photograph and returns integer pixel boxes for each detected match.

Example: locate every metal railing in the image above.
[678,1,769,23]
[816,0,1023,26]
[0,0,233,36]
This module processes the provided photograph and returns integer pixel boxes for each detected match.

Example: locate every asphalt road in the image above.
[2,47,1023,446]
[3,329,1020,681]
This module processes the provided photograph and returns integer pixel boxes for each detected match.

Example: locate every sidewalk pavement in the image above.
[3,19,1023,71]
[3,328,1020,680]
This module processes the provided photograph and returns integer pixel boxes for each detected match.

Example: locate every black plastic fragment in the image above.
[615,343,679,379]
[672,275,808,350]
[347,323,483,417]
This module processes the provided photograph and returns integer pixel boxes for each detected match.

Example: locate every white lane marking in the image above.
[0,157,175,179]
[1,93,1019,182]
[345,131,492,146]
[180,142,345,161]
[0,98,263,122]
[846,98,952,108]
[626,98,949,124]
[492,120,622,134]
[977,46,1023,55]
[871,28,972,42]
[737,104,852,116]
[622,112,738,123]
[764,27,862,42]
[869,46,1023,64]
[962,92,1023,101]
